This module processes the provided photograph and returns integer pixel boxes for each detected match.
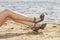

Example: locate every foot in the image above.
[39,23,47,30]
[38,23,47,30]
[31,17,38,32]
[37,13,45,23]
[40,13,45,22]
[31,23,47,32]
[31,17,46,32]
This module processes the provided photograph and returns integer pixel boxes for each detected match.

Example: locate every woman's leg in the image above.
[6,9,40,22]
[0,9,34,26]
[0,11,9,26]
[0,17,10,26]
[13,20,40,28]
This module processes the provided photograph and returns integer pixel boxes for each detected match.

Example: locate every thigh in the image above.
[0,13,8,21]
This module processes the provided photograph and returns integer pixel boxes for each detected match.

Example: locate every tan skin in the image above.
[0,9,45,29]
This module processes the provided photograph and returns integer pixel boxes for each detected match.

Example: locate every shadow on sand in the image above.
[0,32,43,39]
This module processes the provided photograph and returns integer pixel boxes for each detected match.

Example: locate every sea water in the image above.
[0,0,60,24]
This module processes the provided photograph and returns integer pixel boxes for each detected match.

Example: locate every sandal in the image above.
[39,13,47,29]
[40,23,47,29]
[31,15,46,32]
[31,17,38,32]
[37,13,45,23]
[40,14,45,22]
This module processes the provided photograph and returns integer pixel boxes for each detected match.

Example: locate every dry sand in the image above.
[0,20,60,40]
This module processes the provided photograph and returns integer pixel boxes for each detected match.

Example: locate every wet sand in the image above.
[0,20,60,40]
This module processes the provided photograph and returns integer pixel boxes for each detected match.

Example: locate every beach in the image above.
[0,0,60,40]
[0,20,60,40]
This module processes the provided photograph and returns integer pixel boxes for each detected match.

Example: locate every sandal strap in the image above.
[32,17,37,30]
[40,23,47,29]
[40,14,44,22]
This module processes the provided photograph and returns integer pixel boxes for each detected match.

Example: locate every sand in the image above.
[0,20,60,40]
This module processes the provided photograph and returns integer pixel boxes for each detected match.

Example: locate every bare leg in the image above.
[0,11,9,26]
[0,17,10,26]
[14,20,40,28]
[5,9,40,22]
[14,20,46,32]
[0,9,43,27]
